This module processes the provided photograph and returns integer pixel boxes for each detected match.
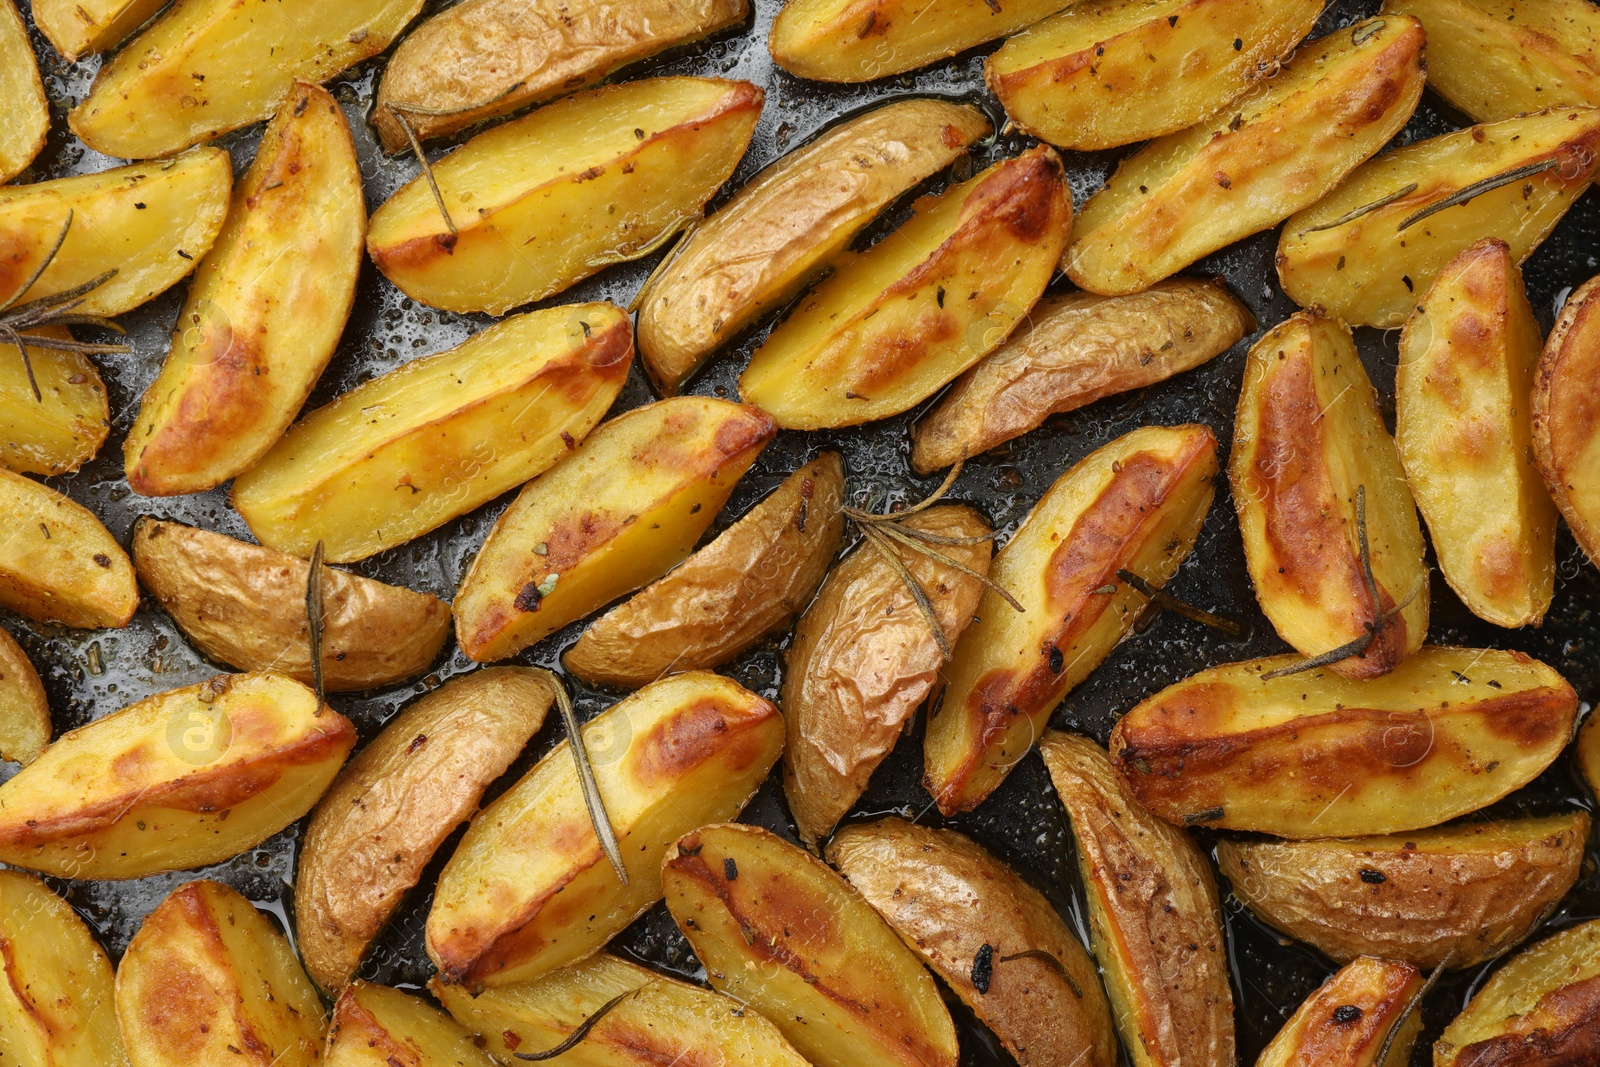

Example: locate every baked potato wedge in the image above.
[116,880,325,1067]
[1533,271,1600,566]
[636,98,992,393]
[428,671,782,988]
[368,77,763,316]
[325,983,496,1067]
[987,0,1324,151]
[0,467,137,629]
[739,145,1070,429]
[1037,731,1235,1067]
[1231,311,1429,678]
[924,423,1218,815]
[453,397,775,662]
[0,0,47,184]
[828,818,1117,1067]
[662,822,959,1067]
[912,278,1254,473]
[1256,957,1422,1067]
[1278,107,1600,328]
[564,453,845,688]
[1064,16,1425,295]
[31,0,168,60]
[1579,712,1600,799]
[0,327,110,477]
[1109,646,1580,838]
[231,302,632,563]
[0,627,47,765]
[0,670,355,880]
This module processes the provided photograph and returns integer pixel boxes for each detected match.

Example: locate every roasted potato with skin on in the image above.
[0,327,110,477]
[31,0,168,60]
[0,0,47,184]
[325,983,497,1067]
[1533,271,1600,566]
[0,467,137,630]
[1256,957,1422,1067]
[0,627,47,765]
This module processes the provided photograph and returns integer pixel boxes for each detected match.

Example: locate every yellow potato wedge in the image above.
[232,303,633,564]
[663,822,959,1067]
[829,818,1117,1067]
[1256,957,1422,1067]
[1065,16,1424,295]
[1278,107,1600,328]
[0,467,137,629]
[0,627,47,765]
[0,327,110,477]
[1580,713,1600,799]
[116,880,325,1067]
[325,983,496,1067]
[564,453,845,688]
[125,83,364,498]
[987,0,1324,151]
[912,277,1254,473]
[1534,271,1600,566]
[739,145,1070,429]
[0,670,355,879]
[368,77,763,316]
[32,0,169,60]
[428,671,783,989]
[1038,731,1235,1067]
[924,423,1217,815]
[69,0,424,159]
[0,0,47,184]
[453,397,774,662]
[1109,646,1579,838]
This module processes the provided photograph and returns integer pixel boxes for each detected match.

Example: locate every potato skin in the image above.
[0,0,46,184]
[31,0,168,59]
[0,627,46,766]
[0,327,110,477]
[1256,957,1423,1067]
[0,467,138,630]
[324,983,497,1067]
[1533,271,1600,567]
[565,453,845,688]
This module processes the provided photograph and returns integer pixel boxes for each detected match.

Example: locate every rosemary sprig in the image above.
[1398,159,1560,231]
[304,540,326,710]
[512,988,636,1061]
[389,107,458,238]
[536,669,629,886]
[1115,569,1249,639]
[1374,950,1452,1067]
[1297,183,1417,236]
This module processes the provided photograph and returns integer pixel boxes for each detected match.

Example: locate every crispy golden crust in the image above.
[1256,956,1422,1067]
[0,466,137,630]
[0,627,48,765]
[1533,271,1600,566]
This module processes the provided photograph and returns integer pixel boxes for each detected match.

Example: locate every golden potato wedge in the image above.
[453,397,774,662]
[924,423,1217,815]
[1533,271,1600,566]
[428,671,783,989]
[232,303,633,564]
[783,504,990,846]
[637,99,990,394]
[564,453,845,688]
[663,822,959,1067]
[0,327,110,477]
[69,0,424,159]
[829,818,1117,1067]
[1434,918,1600,1067]
[1256,957,1422,1067]
[125,83,364,497]
[325,983,496,1067]
[0,149,231,317]
[32,0,168,60]
[0,670,355,879]
[1064,16,1424,295]
[0,467,137,629]
[1109,646,1579,838]
[1231,312,1429,678]
[116,880,325,1067]
[987,0,1324,151]
[912,278,1254,473]
[1278,108,1600,328]
[1037,731,1235,1067]
[368,77,763,316]
[0,0,47,184]
[0,627,47,765]
[739,145,1070,429]
[1579,713,1600,799]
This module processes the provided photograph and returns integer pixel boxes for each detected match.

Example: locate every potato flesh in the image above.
[325,983,497,1067]
[0,0,46,184]
[31,0,168,59]
[1256,957,1422,1067]
[923,423,1218,815]
[0,327,109,477]
[0,627,47,765]
[1581,713,1600,799]
[0,466,138,629]
[1533,271,1600,566]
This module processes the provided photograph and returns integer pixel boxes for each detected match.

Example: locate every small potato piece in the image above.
[0,467,137,629]
[1580,713,1600,799]
[637,99,992,393]
[0,328,110,477]
[924,424,1217,815]
[829,818,1116,1067]
[1064,16,1424,295]
[232,303,633,563]
[1038,731,1235,1067]
[0,627,47,765]
[0,671,355,880]
[325,983,497,1067]
[1533,272,1600,566]
[1110,647,1579,838]
[663,822,959,1067]
[32,0,169,59]
[913,278,1254,473]
[368,77,763,316]
[739,146,1070,429]
[565,454,845,688]
[1256,957,1422,1067]
[0,0,47,184]
[116,880,325,1067]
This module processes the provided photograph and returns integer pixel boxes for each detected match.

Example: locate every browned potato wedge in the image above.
[783,504,990,846]
[924,423,1217,815]
[1218,813,1589,970]
[1038,731,1235,1067]
[454,397,775,662]
[0,467,137,629]
[32,0,168,59]
[428,671,782,988]
[0,627,47,765]
[829,818,1117,1067]
[1534,271,1600,566]
[565,453,845,688]
[368,77,763,316]
[116,880,326,1067]
[324,982,497,1067]
[232,303,633,563]
[298,668,555,993]
[1256,957,1422,1067]
[912,278,1254,473]
[739,146,1070,429]
[0,670,355,879]
[1064,16,1424,295]
[987,0,1323,151]
[1109,647,1580,838]
[0,0,47,184]
[0,327,110,477]
[1580,712,1600,799]
[663,822,959,1067]
[1278,108,1600,328]
[637,98,992,393]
